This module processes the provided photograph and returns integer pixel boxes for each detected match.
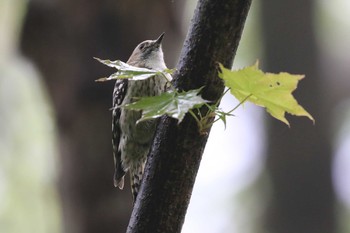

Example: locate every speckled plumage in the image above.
[112,33,171,202]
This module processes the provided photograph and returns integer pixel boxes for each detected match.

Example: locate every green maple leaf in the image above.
[219,62,314,126]
[122,88,208,123]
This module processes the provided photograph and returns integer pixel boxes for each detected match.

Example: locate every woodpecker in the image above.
[112,33,171,202]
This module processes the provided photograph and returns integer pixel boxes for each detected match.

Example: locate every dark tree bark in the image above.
[127,0,252,232]
[261,0,335,233]
[20,1,185,233]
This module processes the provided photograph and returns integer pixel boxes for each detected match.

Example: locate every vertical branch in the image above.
[127,0,252,232]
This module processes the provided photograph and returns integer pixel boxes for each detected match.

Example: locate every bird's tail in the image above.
[130,162,145,202]
[114,151,126,189]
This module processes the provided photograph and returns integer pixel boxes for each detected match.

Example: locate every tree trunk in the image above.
[261,0,335,233]
[127,0,252,232]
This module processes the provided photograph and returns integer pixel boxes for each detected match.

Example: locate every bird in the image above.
[112,33,171,202]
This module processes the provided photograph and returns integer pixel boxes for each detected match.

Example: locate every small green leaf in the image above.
[94,57,159,81]
[214,109,234,129]
[219,62,314,126]
[123,88,208,123]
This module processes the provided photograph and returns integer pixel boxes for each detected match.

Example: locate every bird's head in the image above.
[127,33,166,70]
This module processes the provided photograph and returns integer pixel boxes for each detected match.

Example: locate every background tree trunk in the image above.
[127,0,252,232]
[20,1,185,232]
[261,0,336,232]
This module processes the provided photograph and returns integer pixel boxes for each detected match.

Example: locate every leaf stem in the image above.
[227,94,252,115]
[188,109,201,126]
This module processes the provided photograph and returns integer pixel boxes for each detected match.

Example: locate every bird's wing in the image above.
[112,79,128,189]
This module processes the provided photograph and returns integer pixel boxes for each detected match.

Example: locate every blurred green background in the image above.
[1,0,350,233]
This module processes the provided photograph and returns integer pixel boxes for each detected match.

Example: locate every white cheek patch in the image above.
[144,50,166,70]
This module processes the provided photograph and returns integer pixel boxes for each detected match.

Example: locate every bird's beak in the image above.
[154,32,165,46]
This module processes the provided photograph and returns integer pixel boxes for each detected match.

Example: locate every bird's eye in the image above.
[139,43,146,50]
